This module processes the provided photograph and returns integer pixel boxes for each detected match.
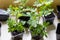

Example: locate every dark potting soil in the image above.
[32,35,42,40]
[19,16,30,21]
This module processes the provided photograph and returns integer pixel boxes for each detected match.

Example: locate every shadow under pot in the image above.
[44,12,55,25]
[57,5,60,19]
[19,16,30,21]
[56,23,60,40]
[32,35,43,40]
[11,30,23,40]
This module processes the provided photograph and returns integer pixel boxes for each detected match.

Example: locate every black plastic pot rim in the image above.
[45,15,55,18]
[44,12,55,17]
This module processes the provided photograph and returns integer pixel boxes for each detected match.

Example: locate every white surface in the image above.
[1,23,11,40]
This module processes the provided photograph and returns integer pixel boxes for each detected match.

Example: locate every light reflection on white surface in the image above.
[1,24,11,40]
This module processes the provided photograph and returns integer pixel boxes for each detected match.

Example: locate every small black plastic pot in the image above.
[32,35,43,40]
[0,9,9,21]
[19,16,30,21]
[44,12,55,25]
[0,14,9,21]
[57,5,60,19]
[11,30,23,40]
[56,23,60,40]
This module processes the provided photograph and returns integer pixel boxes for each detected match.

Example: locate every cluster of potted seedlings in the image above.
[7,0,54,40]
